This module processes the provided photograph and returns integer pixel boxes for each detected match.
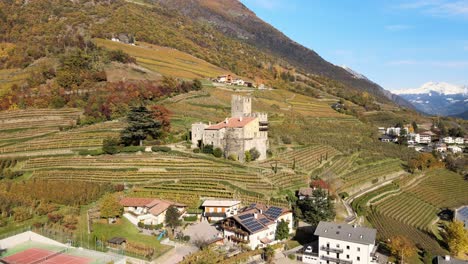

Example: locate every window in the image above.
[346,255,350,259]
[326,251,329,255]
[346,245,350,250]
[357,247,360,252]
[357,257,360,261]
[336,244,340,248]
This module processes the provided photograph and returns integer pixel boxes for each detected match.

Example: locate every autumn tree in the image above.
[275,220,289,240]
[121,106,162,146]
[100,194,121,219]
[388,235,416,263]
[263,245,275,263]
[150,105,172,133]
[445,221,468,257]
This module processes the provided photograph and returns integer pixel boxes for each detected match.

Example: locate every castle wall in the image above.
[231,95,252,117]
[191,123,208,148]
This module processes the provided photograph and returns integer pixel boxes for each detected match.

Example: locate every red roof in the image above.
[120,198,156,207]
[206,117,256,130]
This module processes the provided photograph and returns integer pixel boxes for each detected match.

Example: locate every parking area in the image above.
[183,220,221,242]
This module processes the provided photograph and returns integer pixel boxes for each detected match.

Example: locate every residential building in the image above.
[377,127,386,134]
[221,203,293,250]
[191,95,269,162]
[120,198,186,226]
[454,137,464,145]
[232,79,245,86]
[419,133,432,144]
[443,137,454,144]
[407,133,420,144]
[435,255,467,264]
[202,199,241,222]
[379,135,394,143]
[448,145,462,154]
[454,206,468,230]
[311,222,378,264]
[435,143,447,152]
[386,127,408,136]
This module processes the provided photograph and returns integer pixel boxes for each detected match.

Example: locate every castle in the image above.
[191,95,268,162]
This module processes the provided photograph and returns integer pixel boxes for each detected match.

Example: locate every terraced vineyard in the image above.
[265,171,308,190]
[368,210,446,255]
[374,192,438,231]
[287,96,348,118]
[340,159,403,189]
[404,169,468,208]
[270,145,341,172]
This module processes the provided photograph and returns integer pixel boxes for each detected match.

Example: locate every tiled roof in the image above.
[202,200,241,207]
[148,200,172,216]
[206,117,256,130]
[120,198,156,207]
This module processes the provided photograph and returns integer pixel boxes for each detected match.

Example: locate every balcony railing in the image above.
[259,127,269,131]
[229,235,249,244]
[259,121,269,126]
[320,255,352,264]
[222,224,249,236]
[320,246,343,254]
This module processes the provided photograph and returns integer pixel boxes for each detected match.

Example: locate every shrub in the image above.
[183,235,191,242]
[120,146,145,153]
[249,148,260,161]
[281,135,292,144]
[213,147,223,158]
[202,144,214,154]
[339,192,349,199]
[193,148,200,153]
[137,222,144,228]
[102,137,121,155]
[288,254,296,260]
[152,146,171,152]
[78,149,104,156]
[228,154,237,161]
[183,215,198,222]
[244,151,252,162]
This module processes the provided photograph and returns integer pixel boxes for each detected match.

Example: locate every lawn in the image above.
[92,217,171,253]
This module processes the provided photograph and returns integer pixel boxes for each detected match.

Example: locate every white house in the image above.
[407,133,420,144]
[443,137,454,144]
[303,222,378,264]
[448,146,462,154]
[379,135,394,143]
[377,127,386,134]
[419,133,432,144]
[202,199,241,222]
[435,255,467,264]
[454,137,464,145]
[232,79,245,86]
[221,204,293,250]
[386,127,408,136]
[120,198,186,226]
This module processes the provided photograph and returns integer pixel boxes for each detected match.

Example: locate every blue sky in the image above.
[240,0,468,92]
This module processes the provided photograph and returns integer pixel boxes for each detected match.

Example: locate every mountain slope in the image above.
[396,82,467,118]
[150,0,413,108]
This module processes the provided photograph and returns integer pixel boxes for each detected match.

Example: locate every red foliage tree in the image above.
[310,179,329,190]
[151,105,172,132]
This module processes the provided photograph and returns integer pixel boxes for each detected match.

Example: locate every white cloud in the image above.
[397,0,468,18]
[385,24,412,31]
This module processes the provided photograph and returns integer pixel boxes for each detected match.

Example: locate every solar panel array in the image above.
[259,218,270,224]
[265,206,283,219]
[239,214,253,220]
[242,217,265,233]
[459,207,468,218]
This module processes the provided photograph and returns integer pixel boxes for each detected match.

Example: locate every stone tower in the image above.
[231,95,251,118]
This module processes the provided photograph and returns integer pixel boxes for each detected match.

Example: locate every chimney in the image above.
[225,118,229,124]
[445,256,451,261]
[239,117,243,122]
[254,213,258,219]
[209,122,211,126]
[352,224,357,228]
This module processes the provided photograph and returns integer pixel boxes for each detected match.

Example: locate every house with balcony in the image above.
[307,221,378,264]
[454,137,464,145]
[419,132,432,144]
[220,203,293,250]
[202,199,241,222]
[120,197,186,227]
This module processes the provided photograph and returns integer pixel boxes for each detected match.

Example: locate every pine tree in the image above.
[165,205,181,230]
[121,106,162,146]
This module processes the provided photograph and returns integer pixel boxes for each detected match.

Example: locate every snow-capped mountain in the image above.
[395,81,467,95]
[340,65,369,80]
[395,82,467,118]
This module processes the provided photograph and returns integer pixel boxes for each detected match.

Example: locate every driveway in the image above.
[183,220,221,242]
[156,240,198,264]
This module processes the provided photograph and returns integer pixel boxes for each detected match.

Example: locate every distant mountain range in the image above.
[395,82,468,118]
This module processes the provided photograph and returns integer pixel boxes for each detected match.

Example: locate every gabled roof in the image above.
[206,117,257,130]
[202,200,241,207]
[314,221,376,245]
[120,198,156,207]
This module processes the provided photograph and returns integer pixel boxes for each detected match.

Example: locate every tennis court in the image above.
[1,248,91,264]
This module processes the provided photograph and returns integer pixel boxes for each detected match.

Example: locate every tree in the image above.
[150,105,172,133]
[100,194,121,219]
[121,106,162,146]
[275,220,289,240]
[249,148,260,161]
[445,221,468,257]
[244,151,252,162]
[263,245,275,264]
[296,189,335,225]
[213,147,223,158]
[411,121,418,133]
[165,205,181,230]
[192,79,202,90]
[388,235,416,264]
[102,137,121,154]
